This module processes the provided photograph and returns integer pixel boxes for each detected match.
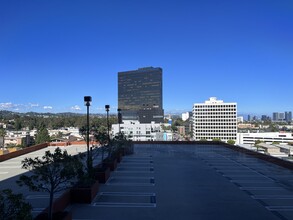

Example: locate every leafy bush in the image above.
[0,189,32,220]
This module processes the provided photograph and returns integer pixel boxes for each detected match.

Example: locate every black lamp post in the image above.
[105,105,110,143]
[84,96,92,171]
[117,108,122,133]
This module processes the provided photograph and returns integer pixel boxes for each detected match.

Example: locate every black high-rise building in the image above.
[285,111,292,123]
[118,67,164,123]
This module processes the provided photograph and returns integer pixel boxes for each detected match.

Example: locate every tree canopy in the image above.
[35,125,50,144]
[17,147,83,220]
[0,189,32,220]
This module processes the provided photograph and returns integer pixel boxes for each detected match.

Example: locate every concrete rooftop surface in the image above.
[70,144,293,220]
[1,143,293,220]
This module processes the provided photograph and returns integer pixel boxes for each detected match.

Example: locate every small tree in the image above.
[17,148,83,220]
[94,130,111,161]
[212,138,221,142]
[227,139,236,145]
[0,189,32,220]
[112,132,133,155]
[254,139,262,151]
[35,125,50,144]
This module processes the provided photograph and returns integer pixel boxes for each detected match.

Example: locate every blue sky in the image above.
[0,0,292,115]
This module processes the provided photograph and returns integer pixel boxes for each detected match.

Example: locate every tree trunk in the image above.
[48,190,54,220]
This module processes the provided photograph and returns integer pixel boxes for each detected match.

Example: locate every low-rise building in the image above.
[156,132,173,141]
[111,120,163,141]
[237,132,293,145]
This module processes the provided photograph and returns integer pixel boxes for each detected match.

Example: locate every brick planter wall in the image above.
[103,158,118,171]
[70,181,99,204]
[95,166,111,183]
[35,190,72,220]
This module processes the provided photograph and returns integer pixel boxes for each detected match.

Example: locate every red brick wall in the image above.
[0,143,48,162]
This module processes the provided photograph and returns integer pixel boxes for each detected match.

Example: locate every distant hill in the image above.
[0,110,105,118]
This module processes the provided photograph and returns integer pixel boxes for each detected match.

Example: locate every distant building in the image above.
[237,116,244,123]
[118,67,164,123]
[111,120,162,141]
[177,126,186,136]
[4,130,36,147]
[261,115,270,121]
[247,115,251,121]
[182,112,191,121]
[273,111,292,123]
[237,132,293,145]
[238,123,257,129]
[192,97,237,142]
[156,132,173,141]
[285,111,292,123]
[21,132,34,147]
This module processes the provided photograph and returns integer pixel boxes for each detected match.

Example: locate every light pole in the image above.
[84,96,92,171]
[105,105,110,144]
[117,108,122,134]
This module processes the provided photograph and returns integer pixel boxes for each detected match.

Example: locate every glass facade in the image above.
[118,67,164,123]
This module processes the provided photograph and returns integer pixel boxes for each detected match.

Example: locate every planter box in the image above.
[95,166,111,183]
[70,181,99,204]
[103,158,118,171]
[117,153,123,163]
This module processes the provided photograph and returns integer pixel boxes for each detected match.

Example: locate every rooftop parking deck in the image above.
[1,143,293,220]
[71,143,293,220]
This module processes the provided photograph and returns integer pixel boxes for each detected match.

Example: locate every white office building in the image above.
[112,120,168,141]
[237,132,293,145]
[182,112,190,121]
[192,97,237,142]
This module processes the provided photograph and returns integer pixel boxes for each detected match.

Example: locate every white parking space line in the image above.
[230,180,274,183]
[93,192,156,208]
[222,174,264,177]
[114,171,154,174]
[266,206,293,211]
[240,187,284,190]
[92,202,156,208]
[99,192,156,196]
[106,182,155,186]
[110,177,155,180]
[26,194,62,199]
[252,195,293,199]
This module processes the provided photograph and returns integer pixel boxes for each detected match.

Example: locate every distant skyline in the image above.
[1,0,292,115]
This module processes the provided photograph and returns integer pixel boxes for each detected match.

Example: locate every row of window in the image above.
[194,119,236,122]
[195,138,236,141]
[195,134,237,137]
[194,105,236,108]
[194,112,236,115]
[243,137,293,141]
[194,117,237,120]
[194,109,236,112]
[194,123,237,126]
[195,128,237,134]
[195,127,237,130]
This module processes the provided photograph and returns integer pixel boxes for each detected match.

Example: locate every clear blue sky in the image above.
[0,0,292,115]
